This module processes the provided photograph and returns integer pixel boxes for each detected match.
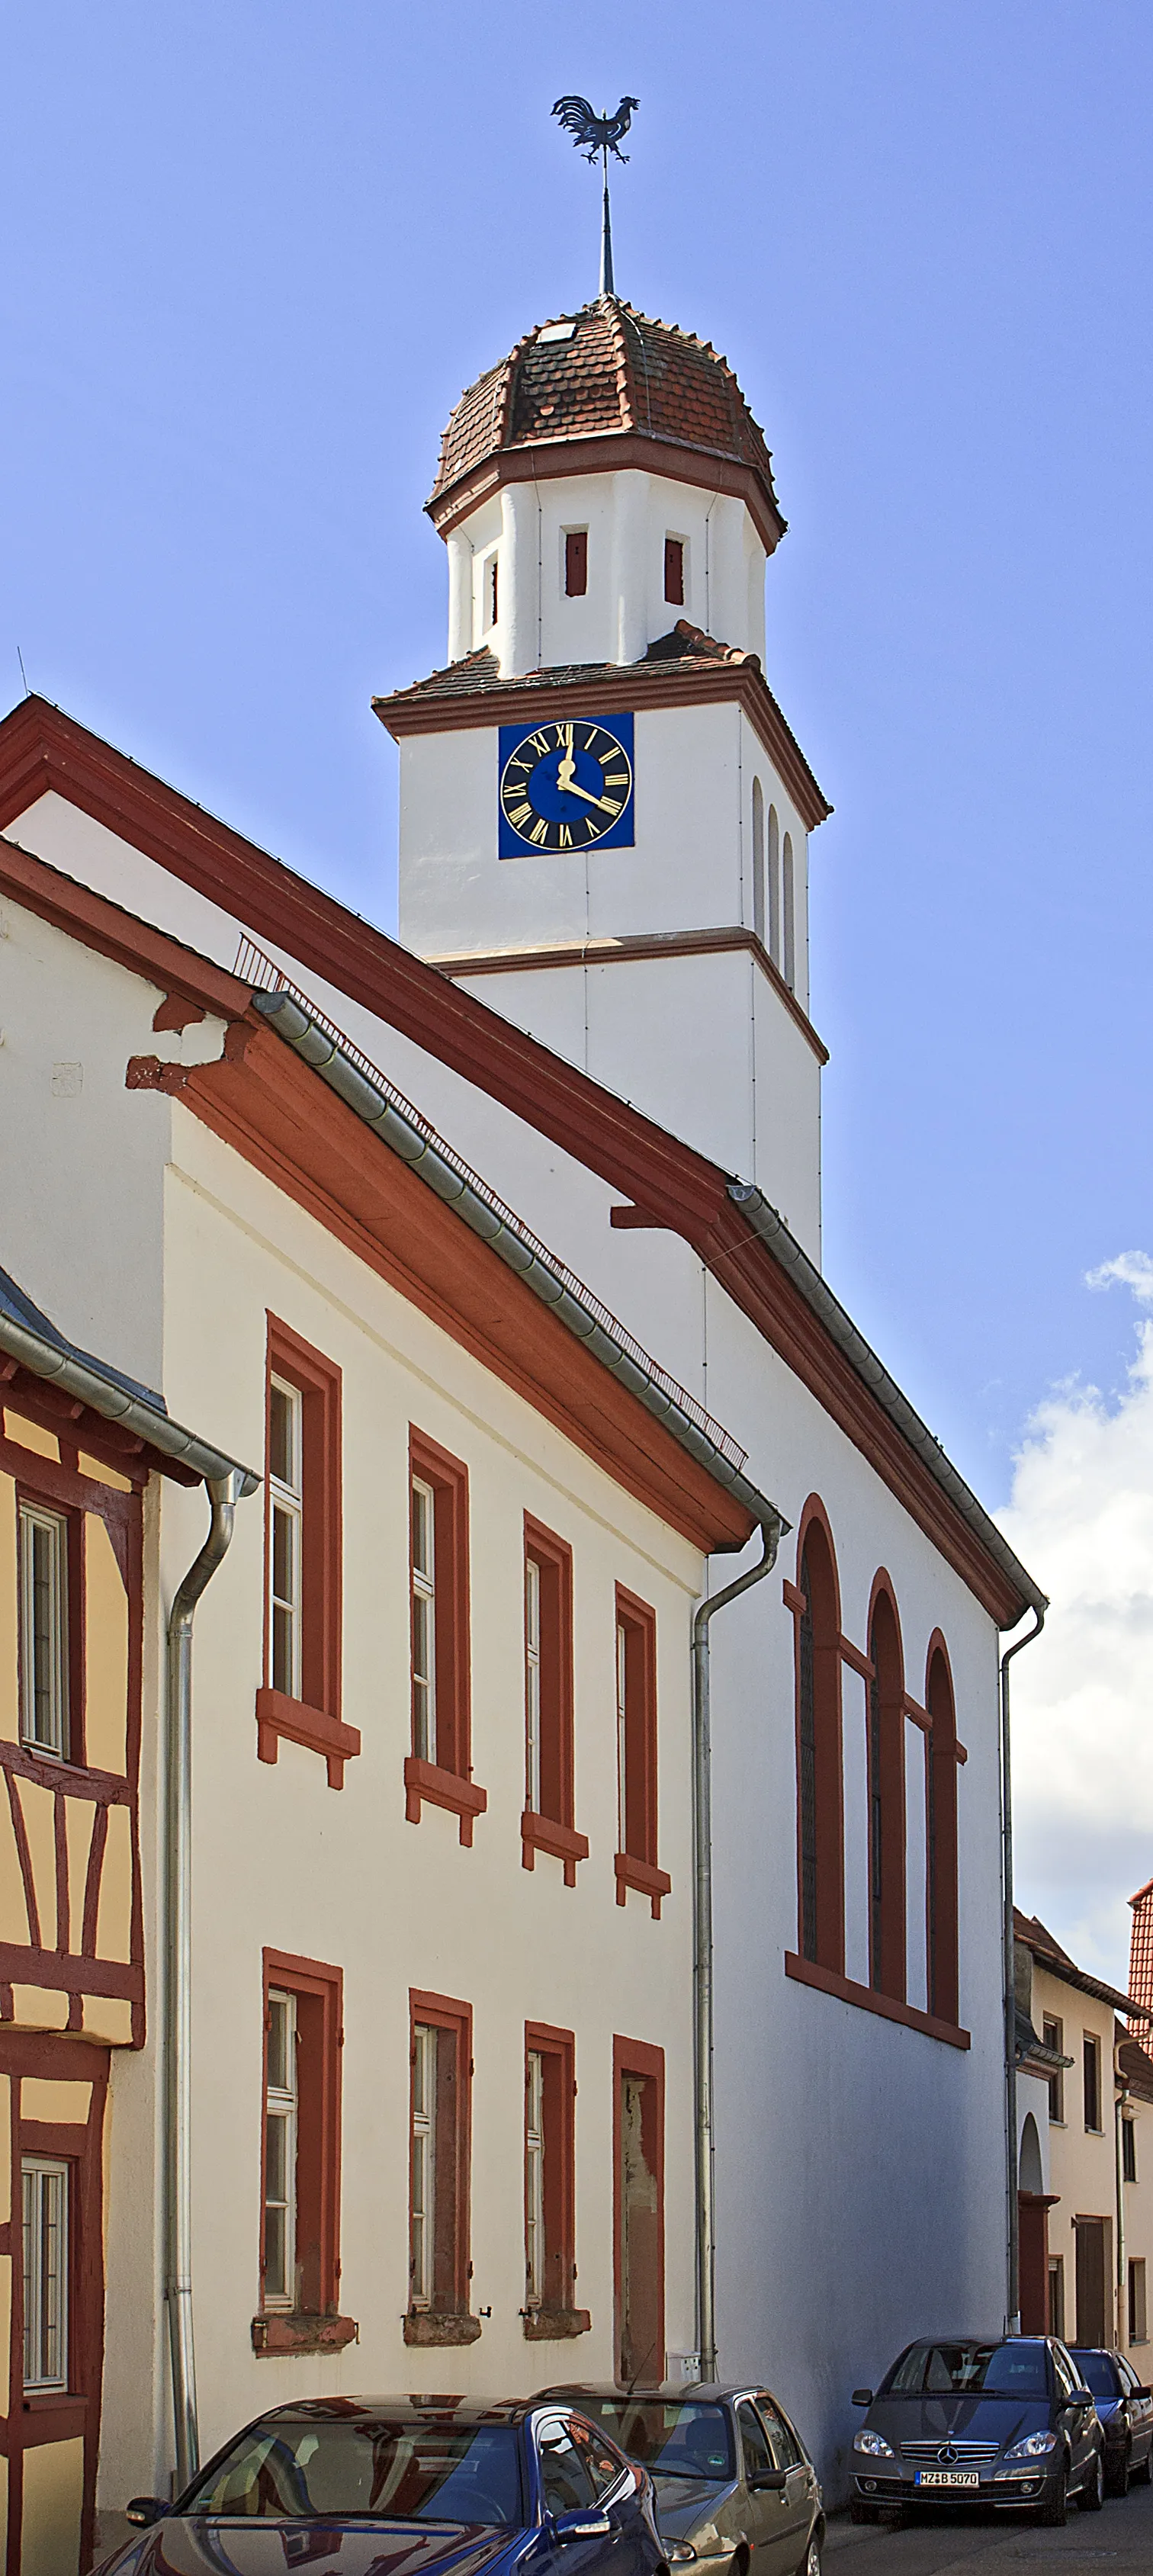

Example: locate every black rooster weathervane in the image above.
[551,94,640,298]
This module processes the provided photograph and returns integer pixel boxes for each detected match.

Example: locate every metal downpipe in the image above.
[692,1513,785,2380]
[1000,1605,1045,2333]
[164,1473,244,2491]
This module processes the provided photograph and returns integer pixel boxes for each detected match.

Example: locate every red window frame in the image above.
[522,2021,587,2337]
[257,1317,357,1788]
[791,1504,844,1975]
[564,530,588,597]
[926,1636,959,2027]
[405,1430,485,1844]
[14,1482,86,1765]
[614,1586,670,1919]
[406,1990,474,2335]
[612,2035,665,2388]
[521,1519,587,1884]
[257,1949,344,2338]
[867,1578,907,2003]
[663,538,685,605]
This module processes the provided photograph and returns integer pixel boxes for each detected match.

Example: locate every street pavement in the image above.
[823,2478,1153,2571]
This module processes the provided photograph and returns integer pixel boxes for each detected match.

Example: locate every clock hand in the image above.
[554,770,618,814]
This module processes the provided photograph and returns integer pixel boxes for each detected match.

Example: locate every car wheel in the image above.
[1135,2438,1153,2486]
[1038,2463,1068,2526]
[1081,2447,1105,2513]
[1106,2442,1131,2499]
[795,2537,821,2576]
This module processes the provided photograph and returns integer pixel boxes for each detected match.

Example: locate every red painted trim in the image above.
[614,1852,673,1919]
[261,1950,343,2319]
[426,432,789,564]
[521,1811,589,1884]
[612,2035,666,2386]
[525,2022,578,2321]
[784,1950,970,2050]
[0,1945,141,2002]
[792,1500,844,1977]
[524,1518,578,1873]
[431,927,829,1067]
[866,1575,907,2006]
[615,1586,660,1909]
[925,1633,960,2028]
[403,1757,487,1846]
[0,827,250,1020]
[408,1990,473,2321]
[409,1429,472,1794]
[839,1633,873,1682]
[255,1688,361,1790]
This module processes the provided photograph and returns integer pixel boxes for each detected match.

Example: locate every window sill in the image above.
[256,1688,361,1789]
[252,2312,358,2356]
[615,1851,672,1920]
[403,2310,483,2346]
[21,2393,88,2445]
[522,2305,592,2340]
[783,1951,971,2050]
[404,1756,487,1847]
[522,1810,589,1887]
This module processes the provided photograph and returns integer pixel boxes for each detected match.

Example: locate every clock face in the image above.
[498,712,634,857]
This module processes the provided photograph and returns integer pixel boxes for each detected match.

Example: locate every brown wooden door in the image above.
[1019,2195,1051,2333]
[1075,2217,1109,2346]
[618,2070,662,2385]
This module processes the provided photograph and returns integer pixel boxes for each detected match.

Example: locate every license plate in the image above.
[914,2471,980,2488]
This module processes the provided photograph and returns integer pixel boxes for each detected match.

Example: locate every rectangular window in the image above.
[22,2157,69,2392]
[663,537,685,606]
[524,1520,575,1816]
[1123,2116,1138,2183]
[260,1951,342,2319]
[264,1319,342,1722]
[486,554,499,628]
[1049,2251,1065,2341]
[408,1992,471,2321]
[18,1502,69,1756]
[615,1588,669,1915]
[1130,2256,1148,2343]
[408,1431,471,1781]
[1084,2032,1102,2131]
[564,530,588,597]
[524,2022,579,2331]
[1043,2014,1064,2122]
[614,2036,665,2387]
[263,1988,297,2308]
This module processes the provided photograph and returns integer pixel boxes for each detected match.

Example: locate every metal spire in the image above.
[551,94,640,297]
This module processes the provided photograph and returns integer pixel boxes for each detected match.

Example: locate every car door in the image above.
[756,2395,815,2573]
[536,2414,621,2576]
[1052,2341,1094,2489]
[1118,2356,1153,2470]
[734,2398,795,2576]
[574,2417,654,2576]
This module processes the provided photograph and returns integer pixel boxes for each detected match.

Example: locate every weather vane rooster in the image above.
[551,94,640,298]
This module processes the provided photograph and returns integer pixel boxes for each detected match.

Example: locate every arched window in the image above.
[867,1584,905,2002]
[927,1640,959,2025]
[751,779,766,945]
[782,833,796,991]
[767,805,781,968]
[795,1511,843,1972]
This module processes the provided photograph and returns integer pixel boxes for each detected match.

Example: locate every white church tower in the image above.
[377,297,831,1262]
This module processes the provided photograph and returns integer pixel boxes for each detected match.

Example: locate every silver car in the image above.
[540,2384,824,2576]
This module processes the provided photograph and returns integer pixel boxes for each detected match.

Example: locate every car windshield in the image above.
[179,2415,524,2523]
[1070,2353,1120,2401]
[558,2399,734,2481]
[886,2343,1050,2398]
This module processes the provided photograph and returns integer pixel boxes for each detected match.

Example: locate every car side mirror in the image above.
[851,2390,873,2408]
[749,2468,788,2492]
[1073,2388,1095,2408]
[125,2498,167,2528]
[1135,2386,1152,2401]
[553,2510,612,2542]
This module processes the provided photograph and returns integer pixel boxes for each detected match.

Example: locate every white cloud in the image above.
[997,1268,1153,1995]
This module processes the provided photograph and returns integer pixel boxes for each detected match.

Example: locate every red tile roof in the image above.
[429,298,785,540]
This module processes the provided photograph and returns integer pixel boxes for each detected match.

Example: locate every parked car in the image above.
[93,2396,666,2576]
[849,2336,1103,2527]
[540,2383,824,2576]
[1068,2346,1153,2495]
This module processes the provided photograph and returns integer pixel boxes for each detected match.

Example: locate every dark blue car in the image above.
[94,2396,668,2576]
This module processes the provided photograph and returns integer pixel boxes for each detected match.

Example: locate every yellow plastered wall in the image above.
[77,1456,131,1494]
[95,1804,133,1964]
[10,1990,68,2032]
[83,1517,127,1775]
[6,1420,56,1466]
[21,2436,82,2576]
[0,2255,11,2415]
[14,1781,56,1951]
[82,1995,133,2046]
[0,1794,31,1948]
[0,1477,17,1742]
[20,2080,92,2125]
[63,1802,95,1958]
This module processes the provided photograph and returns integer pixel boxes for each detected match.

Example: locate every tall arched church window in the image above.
[867,1585,906,2002]
[927,1640,959,2025]
[782,833,796,991]
[795,1513,843,1972]
[768,806,781,968]
[751,779,766,946]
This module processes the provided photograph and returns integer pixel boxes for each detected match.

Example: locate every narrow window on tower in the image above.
[768,805,782,968]
[564,530,588,597]
[486,554,499,628]
[664,537,685,606]
[751,779,766,946]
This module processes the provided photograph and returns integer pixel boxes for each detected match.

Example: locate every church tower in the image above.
[375,297,831,1261]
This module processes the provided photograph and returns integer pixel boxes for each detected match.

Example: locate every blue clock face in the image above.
[498,713,634,857]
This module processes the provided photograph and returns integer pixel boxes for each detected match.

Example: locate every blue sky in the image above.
[5,0,1152,1523]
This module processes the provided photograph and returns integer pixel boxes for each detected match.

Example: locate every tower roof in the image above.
[428,299,787,554]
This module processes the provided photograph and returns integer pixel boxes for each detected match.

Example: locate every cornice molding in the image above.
[428,924,829,1066]
[426,427,787,556]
